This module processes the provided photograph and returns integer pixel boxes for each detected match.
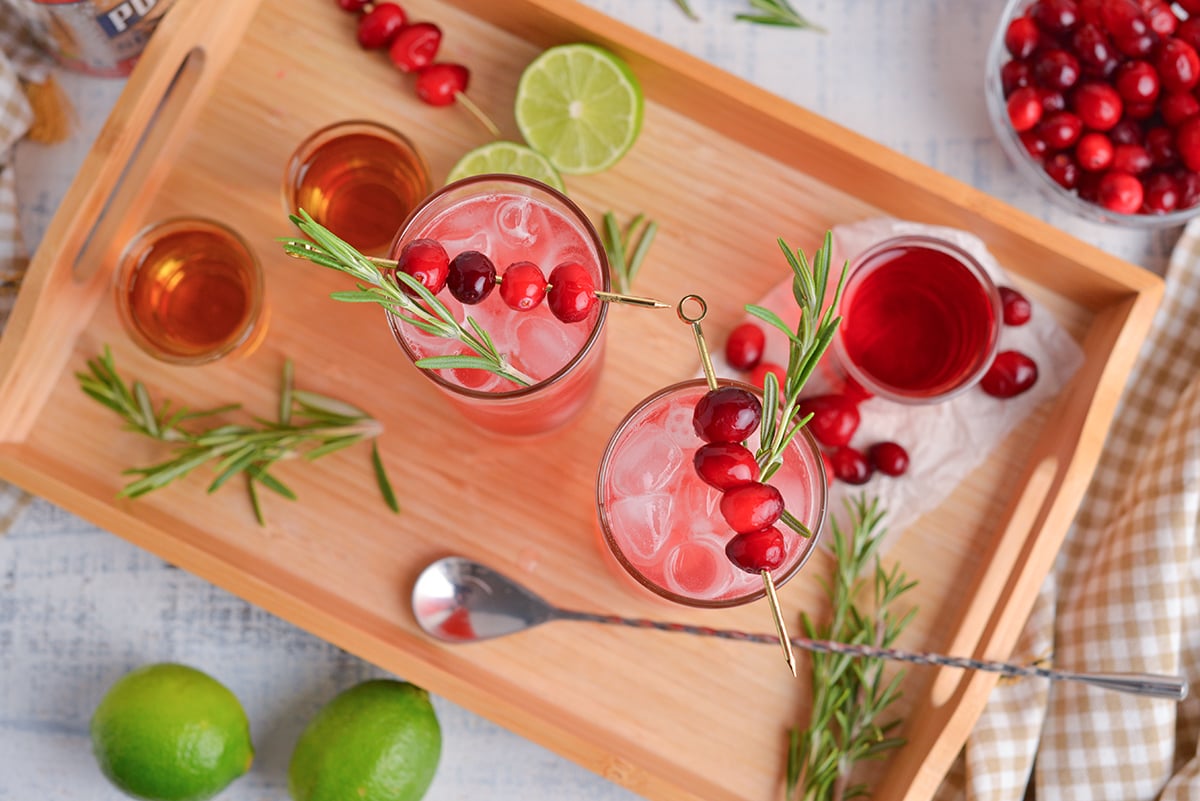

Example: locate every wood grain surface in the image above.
[0,1,1164,800]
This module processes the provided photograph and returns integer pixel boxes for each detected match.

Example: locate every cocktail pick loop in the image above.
[677,294,799,678]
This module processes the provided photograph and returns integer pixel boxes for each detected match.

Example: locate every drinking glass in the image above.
[596,378,827,608]
[387,174,610,437]
[115,217,267,365]
[283,119,432,256]
[831,235,1002,404]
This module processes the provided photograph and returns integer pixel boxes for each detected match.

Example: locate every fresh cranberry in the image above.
[395,238,449,295]
[1097,170,1145,212]
[1145,126,1179,167]
[1002,60,1035,95]
[1100,0,1148,39]
[498,261,547,311]
[694,442,760,490]
[720,482,784,534]
[1008,87,1044,132]
[797,394,860,449]
[1020,130,1050,160]
[1157,38,1200,93]
[748,362,786,394]
[1108,118,1143,145]
[1044,152,1081,187]
[337,0,370,11]
[1114,30,1158,58]
[868,442,910,477]
[1176,18,1200,53]
[1161,92,1200,127]
[1113,142,1153,173]
[1177,117,1200,170]
[1032,0,1080,34]
[981,351,1040,398]
[1038,111,1085,148]
[1034,49,1082,90]
[1071,82,1123,130]
[693,386,762,444]
[1076,132,1115,169]
[725,527,786,573]
[356,3,407,49]
[1077,168,1104,201]
[446,250,496,305]
[999,286,1034,326]
[1142,172,1182,212]
[1178,169,1200,208]
[545,262,597,323]
[1144,2,1177,36]
[1113,60,1161,104]
[1124,100,1157,119]
[388,21,442,73]
[725,322,766,371]
[1039,88,1067,112]
[1071,23,1117,73]
[828,447,873,485]
[1007,16,1042,59]
[414,62,468,107]
[1182,0,1200,13]
[1078,0,1104,25]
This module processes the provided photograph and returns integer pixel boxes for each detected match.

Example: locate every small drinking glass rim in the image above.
[114,216,265,366]
[388,173,611,401]
[282,118,433,215]
[832,233,1003,405]
[595,377,828,609]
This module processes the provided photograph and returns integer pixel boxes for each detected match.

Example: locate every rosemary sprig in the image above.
[787,496,918,801]
[735,0,824,29]
[602,211,658,295]
[77,347,399,525]
[281,210,536,387]
[752,231,847,483]
[669,0,823,30]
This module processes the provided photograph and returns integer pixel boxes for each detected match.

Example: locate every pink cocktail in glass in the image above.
[388,175,610,436]
[596,378,827,607]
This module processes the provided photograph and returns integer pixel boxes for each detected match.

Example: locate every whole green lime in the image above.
[90,663,254,801]
[288,679,442,801]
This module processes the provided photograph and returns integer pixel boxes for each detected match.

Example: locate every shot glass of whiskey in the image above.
[115,217,267,365]
[283,120,433,256]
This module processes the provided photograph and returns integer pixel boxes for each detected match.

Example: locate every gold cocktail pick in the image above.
[676,294,798,678]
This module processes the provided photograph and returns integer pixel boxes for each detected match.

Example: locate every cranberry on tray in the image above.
[989,0,1200,224]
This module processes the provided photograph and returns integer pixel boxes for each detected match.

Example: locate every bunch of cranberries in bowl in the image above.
[988,0,1200,224]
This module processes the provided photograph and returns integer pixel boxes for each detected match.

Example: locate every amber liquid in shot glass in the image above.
[116,218,266,365]
[284,120,433,255]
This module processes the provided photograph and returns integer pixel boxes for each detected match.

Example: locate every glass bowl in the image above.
[986,0,1200,228]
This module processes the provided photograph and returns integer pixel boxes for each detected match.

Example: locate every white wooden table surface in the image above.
[0,1,1178,798]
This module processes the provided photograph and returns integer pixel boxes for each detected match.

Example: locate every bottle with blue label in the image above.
[5,0,177,77]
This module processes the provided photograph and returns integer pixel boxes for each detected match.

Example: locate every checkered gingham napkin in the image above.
[934,220,1200,800]
[0,11,50,533]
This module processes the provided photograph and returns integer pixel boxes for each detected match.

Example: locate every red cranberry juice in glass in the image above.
[388,175,609,436]
[596,379,827,608]
[834,236,1001,403]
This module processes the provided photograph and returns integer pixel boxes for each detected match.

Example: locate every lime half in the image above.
[515,44,644,175]
[446,141,566,192]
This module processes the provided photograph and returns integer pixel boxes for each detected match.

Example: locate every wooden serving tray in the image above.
[0,1,1163,799]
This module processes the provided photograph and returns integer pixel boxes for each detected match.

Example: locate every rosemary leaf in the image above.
[603,211,657,295]
[80,349,397,525]
[372,441,400,513]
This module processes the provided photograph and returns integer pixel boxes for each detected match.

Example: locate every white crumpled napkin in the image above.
[708,217,1086,541]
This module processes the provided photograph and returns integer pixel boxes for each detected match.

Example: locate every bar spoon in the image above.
[411,556,1188,701]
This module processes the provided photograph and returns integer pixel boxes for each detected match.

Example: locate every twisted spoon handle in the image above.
[559,610,1187,701]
